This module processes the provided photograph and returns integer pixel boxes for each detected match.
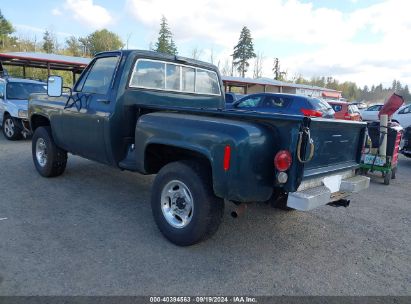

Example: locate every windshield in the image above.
[6,82,47,100]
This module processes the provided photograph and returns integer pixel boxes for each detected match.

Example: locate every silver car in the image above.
[0,77,47,140]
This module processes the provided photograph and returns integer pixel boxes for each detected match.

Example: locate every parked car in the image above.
[225,92,246,104]
[328,101,361,121]
[392,104,411,128]
[28,50,369,246]
[227,93,335,118]
[352,101,367,110]
[401,126,411,158]
[0,77,47,140]
[359,104,384,121]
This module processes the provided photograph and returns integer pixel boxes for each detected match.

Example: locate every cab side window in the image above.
[78,56,119,95]
[367,105,382,111]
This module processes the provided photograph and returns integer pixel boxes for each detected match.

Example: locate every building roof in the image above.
[0,52,91,73]
[222,75,341,93]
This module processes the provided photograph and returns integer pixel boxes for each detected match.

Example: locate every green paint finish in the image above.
[29,50,367,203]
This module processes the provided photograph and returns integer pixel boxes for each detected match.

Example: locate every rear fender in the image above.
[135,112,276,202]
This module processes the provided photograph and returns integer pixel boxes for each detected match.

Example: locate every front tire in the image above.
[151,160,224,246]
[32,126,67,177]
[2,114,22,140]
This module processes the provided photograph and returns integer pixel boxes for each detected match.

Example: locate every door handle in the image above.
[97,99,110,104]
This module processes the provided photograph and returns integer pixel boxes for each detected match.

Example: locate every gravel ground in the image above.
[0,133,410,296]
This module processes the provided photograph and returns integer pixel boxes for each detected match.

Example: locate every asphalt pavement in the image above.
[0,133,410,296]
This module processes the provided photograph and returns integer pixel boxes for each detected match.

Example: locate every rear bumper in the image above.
[287,174,370,211]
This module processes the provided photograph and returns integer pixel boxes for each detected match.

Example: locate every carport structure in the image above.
[0,52,91,84]
[222,75,342,99]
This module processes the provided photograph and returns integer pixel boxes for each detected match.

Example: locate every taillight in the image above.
[274,150,292,171]
[301,108,323,117]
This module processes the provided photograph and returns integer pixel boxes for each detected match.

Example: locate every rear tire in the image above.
[391,167,397,179]
[151,160,224,246]
[2,114,22,140]
[32,126,67,177]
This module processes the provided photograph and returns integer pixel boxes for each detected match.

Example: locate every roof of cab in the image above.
[95,49,220,72]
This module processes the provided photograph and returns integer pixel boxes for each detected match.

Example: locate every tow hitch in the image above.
[328,199,350,208]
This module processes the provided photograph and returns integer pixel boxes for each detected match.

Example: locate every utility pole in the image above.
[126,33,132,49]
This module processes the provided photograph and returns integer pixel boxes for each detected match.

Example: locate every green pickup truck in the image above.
[28,50,370,246]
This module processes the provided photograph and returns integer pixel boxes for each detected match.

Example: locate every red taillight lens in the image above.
[301,108,323,117]
[274,150,292,171]
[223,145,231,171]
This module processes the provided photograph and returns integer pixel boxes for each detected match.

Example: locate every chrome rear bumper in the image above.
[287,174,370,211]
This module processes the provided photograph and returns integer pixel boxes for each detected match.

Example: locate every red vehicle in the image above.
[328,101,362,121]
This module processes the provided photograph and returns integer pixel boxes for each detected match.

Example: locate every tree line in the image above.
[293,76,411,103]
[0,10,408,102]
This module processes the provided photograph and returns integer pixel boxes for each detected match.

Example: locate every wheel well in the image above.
[31,115,50,131]
[3,111,10,119]
[145,144,211,175]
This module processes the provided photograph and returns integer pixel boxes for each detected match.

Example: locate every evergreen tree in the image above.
[232,26,256,77]
[273,58,280,80]
[0,10,14,48]
[395,80,403,92]
[42,30,55,53]
[154,16,178,55]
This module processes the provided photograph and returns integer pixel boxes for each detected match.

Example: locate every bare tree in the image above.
[191,47,203,60]
[209,48,214,65]
[221,58,232,76]
[253,52,264,79]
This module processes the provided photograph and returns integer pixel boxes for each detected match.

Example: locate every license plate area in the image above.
[297,170,355,192]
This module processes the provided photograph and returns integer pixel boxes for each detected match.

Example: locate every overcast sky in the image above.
[3,0,410,88]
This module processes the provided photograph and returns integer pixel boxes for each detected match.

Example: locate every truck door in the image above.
[60,55,119,163]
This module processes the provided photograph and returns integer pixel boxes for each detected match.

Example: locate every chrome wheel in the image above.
[4,118,15,138]
[35,138,48,167]
[160,180,194,229]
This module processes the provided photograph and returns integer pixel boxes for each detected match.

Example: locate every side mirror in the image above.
[47,76,63,97]
[0,91,4,99]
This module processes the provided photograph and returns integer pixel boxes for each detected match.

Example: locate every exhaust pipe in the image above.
[328,199,350,208]
[231,203,247,218]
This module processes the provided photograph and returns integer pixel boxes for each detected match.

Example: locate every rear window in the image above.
[310,98,331,110]
[331,104,343,112]
[348,105,359,114]
[129,59,220,96]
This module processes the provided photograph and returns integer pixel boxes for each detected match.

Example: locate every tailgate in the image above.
[302,118,366,178]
